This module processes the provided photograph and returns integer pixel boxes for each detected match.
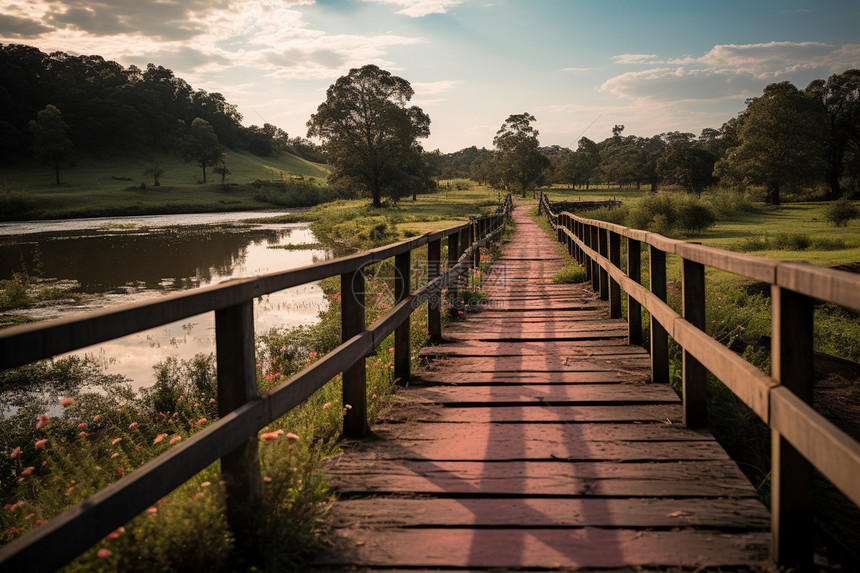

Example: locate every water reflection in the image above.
[0,216,329,392]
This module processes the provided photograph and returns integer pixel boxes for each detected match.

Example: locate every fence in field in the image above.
[0,194,513,571]
[539,192,860,570]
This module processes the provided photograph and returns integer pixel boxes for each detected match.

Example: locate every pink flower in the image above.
[128,422,138,429]
[35,520,44,526]
[263,476,272,482]
[36,414,50,430]
[169,435,181,445]
[209,398,215,403]
[193,492,204,500]
[95,466,102,471]
[372,394,378,399]
[111,438,122,445]
[153,433,168,444]
[146,507,157,514]
[110,453,120,459]
[92,415,101,422]
[197,418,207,425]
[323,402,331,410]
[411,320,418,325]
[77,423,88,428]
[65,486,75,495]
[309,351,317,358]
[285,432,300,441]
[59,397,74,406]
[388,348,394,353]
[24,513,34,520]
[201,481,211,488]
[98,548,112,559]
[34,439,48,449]
[78,431,89,437]
[10,446,21,458]
[260,432,279,441]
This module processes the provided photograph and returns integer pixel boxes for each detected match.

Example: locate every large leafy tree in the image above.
[186,117,222,184]
[28,104,73,185]
[307,65,431,207]
[555,137,600,190]
[657,132,716,194]
[493,112,550,197]
[805,69,860,199]
[715,82,825,205]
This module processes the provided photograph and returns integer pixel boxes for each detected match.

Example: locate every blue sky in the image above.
[2,0,859,151]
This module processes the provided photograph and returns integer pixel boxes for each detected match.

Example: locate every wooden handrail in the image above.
[0,194,514,571]
[540,193,860,570]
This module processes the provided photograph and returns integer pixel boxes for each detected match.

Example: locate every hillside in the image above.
[0,150,330,221]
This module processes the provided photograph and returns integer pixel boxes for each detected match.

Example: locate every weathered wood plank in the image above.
[416,371,649,384]
[384,404,681,424]
[316,528,770,569]
[408,383,680,404]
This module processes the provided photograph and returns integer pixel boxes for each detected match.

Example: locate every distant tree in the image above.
[143,163,164,186]
[213,156,230,184]
[28,104,73,185]
[657,132,716,194]
[186,117,222,183]
[493,112,550,197]
[307,64,431,207]
[715,82,826,205]
[469,155,503,188]
[805,69,860,199]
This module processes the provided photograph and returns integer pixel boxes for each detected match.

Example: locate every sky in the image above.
[2,0,859,152]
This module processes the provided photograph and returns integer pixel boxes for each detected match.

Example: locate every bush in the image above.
[823,197,858,227]
[0,181,35,220]
[552,265,587,284]
[702,187,757,218]
[252,178,339,207]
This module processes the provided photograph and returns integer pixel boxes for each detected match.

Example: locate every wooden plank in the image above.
[328,497,769,528]
[316,528,769,569]
[383,404,681,424]
[416,371,649,384]
[408,383,680,404]
[418,356,650,373]
[776,260,860,311]
[420,340,649,356]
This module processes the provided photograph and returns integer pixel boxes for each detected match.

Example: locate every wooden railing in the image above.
[539,193,860,570]
[0,194,513,571]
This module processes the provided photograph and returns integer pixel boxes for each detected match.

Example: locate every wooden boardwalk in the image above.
[315,206,771,571]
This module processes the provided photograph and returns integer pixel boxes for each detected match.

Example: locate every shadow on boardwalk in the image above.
[312,205,770,571]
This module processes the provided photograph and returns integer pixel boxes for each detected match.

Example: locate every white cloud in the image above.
[611,53,660,65]
[561,67,593,73]
[358,0,463,17]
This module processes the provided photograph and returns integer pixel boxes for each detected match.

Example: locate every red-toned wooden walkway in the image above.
[314,205,770,571]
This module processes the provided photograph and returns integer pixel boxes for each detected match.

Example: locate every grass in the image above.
[527,207,588,284]
[0,150,329,221]
[0,191,510,570]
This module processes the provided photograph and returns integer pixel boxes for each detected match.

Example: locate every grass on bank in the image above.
[0,192,513,570]
[0,150,329,221]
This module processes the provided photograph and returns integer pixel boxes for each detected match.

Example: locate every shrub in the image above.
[772,233,810,251]
[823,197,858,227]
[0,181,35,220]
[702,187,757,218]
[676,200,716,234]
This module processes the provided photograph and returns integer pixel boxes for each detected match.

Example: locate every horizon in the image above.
[2,0,859,153]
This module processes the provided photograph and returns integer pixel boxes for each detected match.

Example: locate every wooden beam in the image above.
[427,239,442,342]
[394,250,411,382]
[649,246,669,384]
[341,269,368,438]
[627,238,642,346]
[608,231,621,318]
[681,258,706,429]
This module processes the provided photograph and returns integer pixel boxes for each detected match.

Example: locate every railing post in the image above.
[771,286,814,570]
[447,232,460,317]
[473,219,481,269]
[394,250,411,382]
[627,238,642,346]
[341,269,368,437]
[649,246,669,384]
[598,228,609,301]
[681,258,707,428]
[608,231,621,318]
[215,301,260,547]
[428,238,442,342]
[590,225,600,292]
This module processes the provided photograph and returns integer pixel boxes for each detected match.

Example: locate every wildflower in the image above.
[59,397,74,406]
[93,415,101,422]
[172,412,179,418]
[110,453,120,459]
[372,394,378,399]
[10,446,21,458]
[77,423,88,428]
[146,507,157,514]
[117,405,125,411]
[201,481,211,488]
[169,435,182,445]
[78,431,89,437]
[105,527,124,541]
[344,404,352,410]
[197,418,207,425]
[260,432,279,441]
[52,476,59,482]
[128,422,138,429]
[411,320,417,326]
[21,466,35,476]
[8,528,19,537]
[193,492,204,500]
[34,439,48,450]
[111,438,122,445]
[35,520,44,526]
[95,466,102,471]
[285,432,300,441]
[388,347,394,353]
[65,486,75,495]
[209,398,216,403]
[98,548,112,559]
[323,402,331,410]
[219,480,226,486]
[36,414,50,429]
[41,461,47,466]
[309,351,317,358]
[24,513,34,520]
[263,476,272,482]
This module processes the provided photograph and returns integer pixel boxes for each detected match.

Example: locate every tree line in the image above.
[430,70,859,205]
[0,44,325,169]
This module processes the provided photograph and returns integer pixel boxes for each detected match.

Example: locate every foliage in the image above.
[580,192,716,236]
[185,118,222,184]
[143,164,163,187]
[555,137,600,189]
[823,197,859,227]
[552,265,587,284]
[715,82,826,205]
[492,113,550,197]
[307,65,431,207]
[0,180,35,220]
[27,105,73,185]
[656,134,717,194]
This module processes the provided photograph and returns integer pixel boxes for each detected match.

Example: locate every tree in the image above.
[805,69,860,199]
[657,132,716,194]
[28,104,73,184]
[493,112,550,197]
[213,156,230,184]
[715,82,825,205]
[186,117,222,183]
[307,64,431,207]
[143,163,164,186]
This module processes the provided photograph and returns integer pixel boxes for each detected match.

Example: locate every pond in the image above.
[0,211,329,393]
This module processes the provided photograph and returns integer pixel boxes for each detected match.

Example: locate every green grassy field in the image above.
[0,150,329,220]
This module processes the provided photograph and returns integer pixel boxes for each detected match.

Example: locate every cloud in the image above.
[0,13,51,37]
[697,41,847,77]
[601,67,758,102]
[611,54,660,65]
[358,0,463,17]
[561,67,593,73]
